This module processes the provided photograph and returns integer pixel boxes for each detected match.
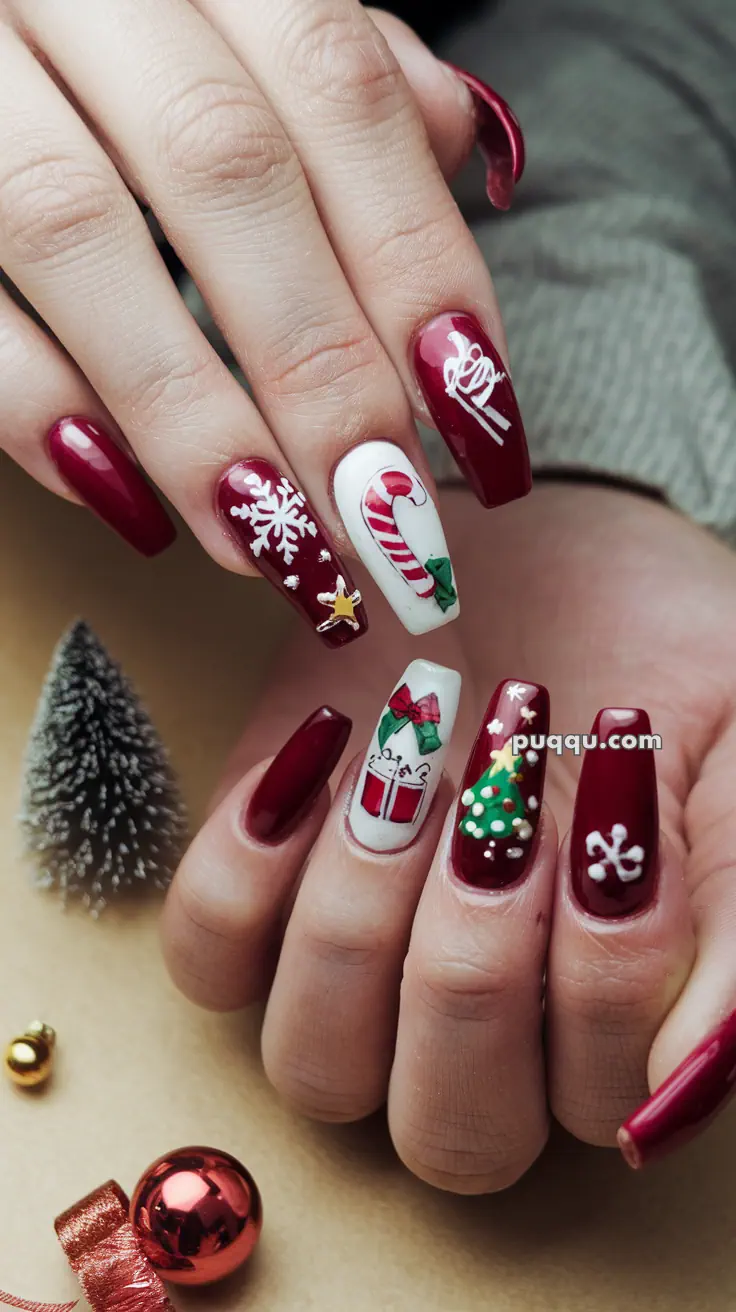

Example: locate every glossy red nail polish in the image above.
[618,1009,736,1169]
[453,679,548,889]
[246,705,352,843]
[570,709,658,919]
[48,416,176,557]
[218,459,368,649]
[445,65,525,210]
[413,312,531,508]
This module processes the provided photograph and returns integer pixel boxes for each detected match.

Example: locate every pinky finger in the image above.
[161,706,352,1012]
[0,282,175,554]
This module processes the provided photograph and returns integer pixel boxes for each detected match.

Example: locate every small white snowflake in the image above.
[284,575,300,590]
[520,706,537,723]
[506,683,528,702]
[230,472,317,567]
[586,823,645,883]
[486,718,504,735]
[319,548,332,562]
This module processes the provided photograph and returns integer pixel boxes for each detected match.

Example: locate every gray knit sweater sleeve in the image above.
[436,0,736,542]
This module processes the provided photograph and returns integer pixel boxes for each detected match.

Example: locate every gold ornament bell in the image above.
[4,1021,56,1088]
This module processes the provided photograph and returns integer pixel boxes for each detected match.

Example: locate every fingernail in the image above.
[444,64,525,211]
[349,658,461,853]
[570,709,658,919]
[618,1009,736,1169]
[218,459,368,649]
[246,705,352,844]
[452,679,548,889]
[47,416,176,557]
[412,313,531,509]
[332,441,459,635]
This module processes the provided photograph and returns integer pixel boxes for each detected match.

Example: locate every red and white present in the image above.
[360,752,430,825]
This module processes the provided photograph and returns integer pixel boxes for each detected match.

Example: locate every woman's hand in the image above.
[161,481,736,1191]
[0,0,527,639]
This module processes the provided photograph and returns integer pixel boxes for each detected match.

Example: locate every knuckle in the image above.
[157,78,293,198]
[263,322,381,402]
[553,944,670,1035]
[126,346,221,427]
[0,152,125,266]
[284,8,402,115]
[301,909,397,969]
[410,952,521,1024]
[364,202,459,289]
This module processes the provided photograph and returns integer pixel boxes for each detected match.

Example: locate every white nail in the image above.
[349,658,461,852]
[333,441,460,635]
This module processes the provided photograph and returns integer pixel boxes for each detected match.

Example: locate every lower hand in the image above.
[162,481,736,1189]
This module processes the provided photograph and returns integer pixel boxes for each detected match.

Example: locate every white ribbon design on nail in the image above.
[443,330,511,446]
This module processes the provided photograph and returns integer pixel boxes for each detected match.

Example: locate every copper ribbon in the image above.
[0,1294,76,1311]
[54,1182,175,1312]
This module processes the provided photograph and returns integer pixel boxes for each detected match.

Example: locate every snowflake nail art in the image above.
[586,824,645,883]
[219,458,368,650]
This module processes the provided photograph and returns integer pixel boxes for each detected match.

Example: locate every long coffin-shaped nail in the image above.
[445,65,525,211]
[246,705,352,844]
[349,658,461,853]
[333,441,459,636]
[218,459,368,650]
[452,679,548,889]
[47,416,176,557]
[570,709,658,919]
[618,1009,736,1169]
[413,312,531,509]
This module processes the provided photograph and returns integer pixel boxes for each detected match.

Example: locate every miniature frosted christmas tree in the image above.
[459,739,532,841]
[20,620,188,916]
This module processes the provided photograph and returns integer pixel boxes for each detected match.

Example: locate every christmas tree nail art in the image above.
[570,708,658,919]
[218,459,368,650]
[333,442,459,636]
[350,659,461,852]
[453,679,548,888]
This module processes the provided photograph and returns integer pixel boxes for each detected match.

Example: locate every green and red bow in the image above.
[378,684,442,755]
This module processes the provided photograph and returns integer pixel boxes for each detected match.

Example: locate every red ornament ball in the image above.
[130,1146,262,1286]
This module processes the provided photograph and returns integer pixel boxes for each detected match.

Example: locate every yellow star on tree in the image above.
[489,739,521,776]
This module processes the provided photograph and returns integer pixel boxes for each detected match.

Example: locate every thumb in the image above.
[367,8,524,205]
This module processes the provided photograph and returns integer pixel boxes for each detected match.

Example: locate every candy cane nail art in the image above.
[570,708,659,918]
[333,442,459,635]
[349,659,461,853]
[412,313,531,509]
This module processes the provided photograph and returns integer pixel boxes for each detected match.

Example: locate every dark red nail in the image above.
[47,416,176,557]
[413,312,531,508]
[445,64,525,210]
[218,459,368,649]
[452,679,548,889]
[618,1009,736,1169]
[570,709,658,919]
[246,705,352,843]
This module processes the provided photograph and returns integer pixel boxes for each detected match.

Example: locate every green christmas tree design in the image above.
[459,739,532,842]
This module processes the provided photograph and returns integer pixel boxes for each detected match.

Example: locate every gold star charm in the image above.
[489,739,522,776]
[316,575,362,632]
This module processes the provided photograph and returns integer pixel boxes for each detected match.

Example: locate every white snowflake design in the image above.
[586,823,645,883]
[506,683,528,702]
[230,473,317,567]
[284,575,300,590]
[486,718,504,735]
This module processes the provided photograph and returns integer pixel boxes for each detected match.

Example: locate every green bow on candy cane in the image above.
[378,684,442,756]
[425,556,457,613]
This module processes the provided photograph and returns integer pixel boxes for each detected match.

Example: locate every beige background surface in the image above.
[1,452,736,1311]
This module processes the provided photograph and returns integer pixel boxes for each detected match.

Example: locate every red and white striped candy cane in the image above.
[361,467,436,599]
